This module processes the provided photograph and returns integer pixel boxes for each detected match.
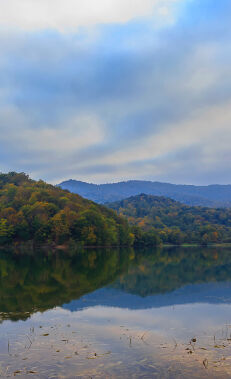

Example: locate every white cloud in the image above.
[0,0,183,33]
[184,43,223,92]
[0,106,105,157]
[87,100,231,167]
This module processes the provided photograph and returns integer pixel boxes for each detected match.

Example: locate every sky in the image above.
[0,0,231,185]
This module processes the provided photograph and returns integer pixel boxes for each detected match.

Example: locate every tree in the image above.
[0,219,13,244]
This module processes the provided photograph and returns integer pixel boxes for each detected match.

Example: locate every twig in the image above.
[25,335,33,350]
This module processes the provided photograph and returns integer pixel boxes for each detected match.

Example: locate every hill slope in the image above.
[58,179,231,208]
[0,172,132,246]
[108,194,231,244]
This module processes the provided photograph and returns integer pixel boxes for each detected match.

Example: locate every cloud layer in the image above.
[0,0,182,32]
[0,0,231,184]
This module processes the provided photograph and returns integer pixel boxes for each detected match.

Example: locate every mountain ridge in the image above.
[58,179,231,207]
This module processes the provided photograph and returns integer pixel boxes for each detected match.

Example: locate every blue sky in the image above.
[0,0,230,184]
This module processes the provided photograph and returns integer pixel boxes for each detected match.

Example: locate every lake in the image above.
[1,246,231,378]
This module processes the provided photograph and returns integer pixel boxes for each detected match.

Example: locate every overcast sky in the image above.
[0,0,230,184]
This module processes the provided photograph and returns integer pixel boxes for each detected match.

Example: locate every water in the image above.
[1,246,231,378]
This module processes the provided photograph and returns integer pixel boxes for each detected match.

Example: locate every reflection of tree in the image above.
[112,247,231,296]
[1,246,231,322]
[0,247,133,321]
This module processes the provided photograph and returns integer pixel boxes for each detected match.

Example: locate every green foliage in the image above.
[131,226,161,246]
[0,219,13,244]
[0,172,132,246]
[108,194,231,245]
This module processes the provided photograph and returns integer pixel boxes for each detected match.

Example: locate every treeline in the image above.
[108,194,231,245]
[0,172,133,246]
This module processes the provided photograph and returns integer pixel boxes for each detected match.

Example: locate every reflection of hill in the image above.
[0,247,133,321]
[1,246,231,321]
[64,281,231,311]
[63,247,231,312]
[113,247,231,296]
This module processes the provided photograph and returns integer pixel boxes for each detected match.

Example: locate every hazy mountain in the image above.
[58,179,231,207]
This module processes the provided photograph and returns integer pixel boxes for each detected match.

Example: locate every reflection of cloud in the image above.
[31,303,231,344]
[0,0,184,32]
[76,304,231,339]
[2,304,231,377]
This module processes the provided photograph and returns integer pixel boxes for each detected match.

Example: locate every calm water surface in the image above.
[1,246,231,378]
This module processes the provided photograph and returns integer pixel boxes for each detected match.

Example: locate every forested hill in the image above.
[58,179,231,208]
[0,172,133,246]
[108,194,231,245]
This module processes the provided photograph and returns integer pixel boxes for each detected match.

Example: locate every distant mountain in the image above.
[108,193,231,244]
[58,179,231,207]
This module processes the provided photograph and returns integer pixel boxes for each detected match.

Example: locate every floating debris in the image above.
[203,358,209,369]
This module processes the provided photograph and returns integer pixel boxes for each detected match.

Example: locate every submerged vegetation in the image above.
[0,172,133,246]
